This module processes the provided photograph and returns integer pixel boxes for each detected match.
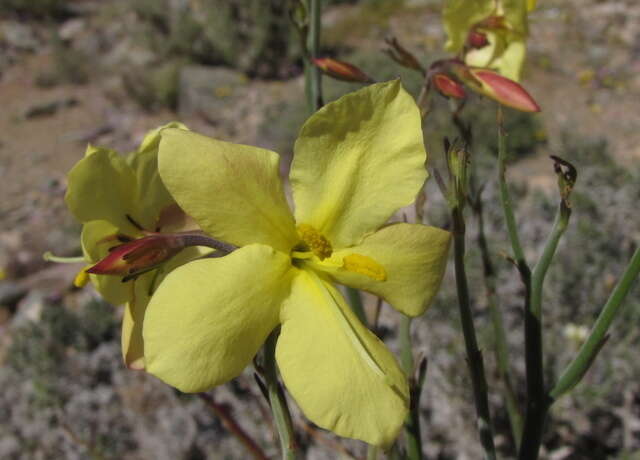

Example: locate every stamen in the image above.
[343,253,387,281]
[73,266,90,288]
[297,224,333,260]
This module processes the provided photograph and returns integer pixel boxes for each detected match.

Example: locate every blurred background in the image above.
[0,0,639,458]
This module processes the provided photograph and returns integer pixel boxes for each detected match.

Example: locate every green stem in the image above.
[497,107,550,459]
[452,206,497,460]
[473,196,523,447]
[497,107,527,267]
[366,446,379,460]
[530,211,569,322]
[518,210,568,459]
[399,314,423,460]
[399,315,414,375]
[551,247,640,399]
[264,331,297,460]
[304,0,323,113]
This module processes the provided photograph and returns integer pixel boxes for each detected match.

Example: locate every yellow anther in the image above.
[297,224,333,260]
[73,266,90,288]
[343,253,387,281]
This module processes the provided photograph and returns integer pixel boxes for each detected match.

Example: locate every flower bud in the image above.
[312,58,373,83]
[466,30,489,49]
[87,234,184,281]
[447,59,540,112]
[469,69,540,112]
[383,37,425,74]
[432,73,466,100]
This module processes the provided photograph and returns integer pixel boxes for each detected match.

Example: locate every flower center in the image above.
[291,224,387,282]
[296,224,333,260]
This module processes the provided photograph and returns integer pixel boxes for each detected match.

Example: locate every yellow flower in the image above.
[443,0,532,81]
[65,122,199,370]
[143,81,451,447]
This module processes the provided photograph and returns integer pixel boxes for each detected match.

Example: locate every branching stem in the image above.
[264,331,298,460]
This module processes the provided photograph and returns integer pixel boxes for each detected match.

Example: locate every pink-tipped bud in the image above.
[467,30,489,49]
[87,234,184,281]
[432,73,467,99]
[312,58,374,83]
[469,69,541,112]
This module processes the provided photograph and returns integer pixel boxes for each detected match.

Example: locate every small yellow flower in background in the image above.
[143,80,451,447]
[564,323,589,351]
[65,121,201,370]
[443,0,532,81]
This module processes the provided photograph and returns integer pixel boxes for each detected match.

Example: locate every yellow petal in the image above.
[276,271,409,448]
[121,276,150,370]
[137,121,189,154]
[143,244,293,393]
[329,223,451,317]
[129,122,190,229]
[158,129,298,252]
[291,80,427,248]
[466,32,526,82]
[81,220,129,305]
[443,0,494,52]
[120,246,205,370]
[66,146,138,234]
[502,0,529,35]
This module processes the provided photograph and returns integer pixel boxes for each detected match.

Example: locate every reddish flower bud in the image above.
[432,73,467,100]
[467,30,489,49]
[469,69,541,112]
[312,58,374,83]
[87,234,184,281]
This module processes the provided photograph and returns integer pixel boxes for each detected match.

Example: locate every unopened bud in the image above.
[384,37,425,75]
[453,64,540,112]
[87,234,184,281]
[312,58,373,83]
[432,73,466,100]
[466,30,489,49]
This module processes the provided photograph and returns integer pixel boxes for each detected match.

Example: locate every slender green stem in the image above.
[304,0,323,113]
[530,211,569,321]
[496,108,552,459]
[452,206,497,460]
[399,315,423,460]
[497,107,526,266]
[473,196,523,447]
[264,331,297,460]
[551,247,640,399]
[518,211,569,459]
[399,315,414,375]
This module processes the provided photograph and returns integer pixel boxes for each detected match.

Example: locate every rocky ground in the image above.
[1,0,639,458]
